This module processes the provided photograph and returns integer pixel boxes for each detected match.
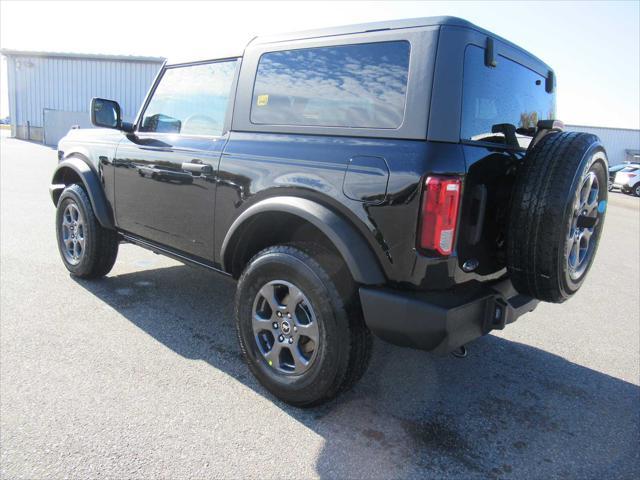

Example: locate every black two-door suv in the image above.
[51,17,608,406]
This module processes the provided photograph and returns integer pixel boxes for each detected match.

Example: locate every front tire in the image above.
[235,245,371,407]
[55,184,119,278]
[634,183,640,197]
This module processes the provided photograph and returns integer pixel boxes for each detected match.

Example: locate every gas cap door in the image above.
[342,155,390,204]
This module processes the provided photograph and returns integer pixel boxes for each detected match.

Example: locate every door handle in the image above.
[181,162,213,174]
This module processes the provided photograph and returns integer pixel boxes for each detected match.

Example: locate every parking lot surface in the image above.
[1,135,639,479]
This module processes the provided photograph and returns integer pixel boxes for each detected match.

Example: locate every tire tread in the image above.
[57,184,119,278]
[507,131,604,302]
[235,244,372,406]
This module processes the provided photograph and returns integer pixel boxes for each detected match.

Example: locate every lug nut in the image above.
[288,337,293,344]
[287,313,292,318]
[278,335,284,342]
[276,311,282,318]
[272,322,279,329]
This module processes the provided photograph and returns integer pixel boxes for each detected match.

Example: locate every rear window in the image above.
[250,41,410,129]
[461,45,556,148]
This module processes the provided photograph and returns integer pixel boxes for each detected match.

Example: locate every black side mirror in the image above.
[90,98,134,132]
[91,98,121,129]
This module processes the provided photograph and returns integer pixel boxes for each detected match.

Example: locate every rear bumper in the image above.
[359,279,538,355]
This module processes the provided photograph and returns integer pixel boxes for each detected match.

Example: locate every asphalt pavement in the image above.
[1,134,638,479]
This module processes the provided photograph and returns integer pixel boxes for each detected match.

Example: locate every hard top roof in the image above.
[166,16,548,70]
[251,16,476,45]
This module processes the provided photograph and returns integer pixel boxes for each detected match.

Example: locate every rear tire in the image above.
[55,184,119,278]
[507,132,608,303]
[234,244,371,407]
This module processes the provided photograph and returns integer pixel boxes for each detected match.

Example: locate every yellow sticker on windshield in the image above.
[257,94,269,107]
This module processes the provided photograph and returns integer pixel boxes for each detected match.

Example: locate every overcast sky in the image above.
[1,0,638,128]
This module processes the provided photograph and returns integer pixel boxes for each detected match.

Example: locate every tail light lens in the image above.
[418,176,462,255]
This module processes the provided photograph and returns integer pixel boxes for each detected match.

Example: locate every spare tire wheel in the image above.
[507,132,608,303]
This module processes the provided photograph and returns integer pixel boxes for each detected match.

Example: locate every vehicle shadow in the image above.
[72,264,640,479]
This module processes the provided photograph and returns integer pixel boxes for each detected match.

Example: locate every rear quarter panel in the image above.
[216,132,467,285]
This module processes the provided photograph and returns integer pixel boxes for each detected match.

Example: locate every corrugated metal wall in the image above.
[567,125,640,166]
[4,52,163,144]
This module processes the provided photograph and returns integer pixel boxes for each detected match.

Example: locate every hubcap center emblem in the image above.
[281,320,291,334]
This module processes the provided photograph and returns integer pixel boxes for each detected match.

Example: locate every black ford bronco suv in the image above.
[51,17,608,406]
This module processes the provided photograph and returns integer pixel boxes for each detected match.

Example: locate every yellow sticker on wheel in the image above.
[257,94,269,107]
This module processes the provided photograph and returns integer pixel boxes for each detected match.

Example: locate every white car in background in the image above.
[613,163,640,196]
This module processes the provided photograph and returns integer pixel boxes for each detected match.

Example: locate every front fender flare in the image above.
[50,157,114,229]
[221,196,385,285]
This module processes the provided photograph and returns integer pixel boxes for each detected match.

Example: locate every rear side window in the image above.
[140,60,237,136]
[251,41,410,129]
[461,45,556,148]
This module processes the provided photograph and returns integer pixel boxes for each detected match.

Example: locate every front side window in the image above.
[461,45,556,148]
[251,41,410,129]
[140,60,237,136]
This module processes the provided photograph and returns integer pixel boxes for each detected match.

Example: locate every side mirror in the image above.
[91,98,121,129]
[90,98,134,132]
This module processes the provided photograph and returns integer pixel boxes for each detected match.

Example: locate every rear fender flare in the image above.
[221,196,385,285]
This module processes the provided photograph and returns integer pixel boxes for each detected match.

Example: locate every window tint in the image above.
[251,41,410,129]
[140,60,237,136]
[462,45,556,148]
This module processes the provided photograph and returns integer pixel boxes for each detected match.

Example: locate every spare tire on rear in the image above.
[507,131,608,303]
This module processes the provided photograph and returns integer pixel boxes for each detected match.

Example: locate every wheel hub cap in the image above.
[280,320,291,334]
[251,280,319,375]
[60,203,85,265]
[566,171,601,280]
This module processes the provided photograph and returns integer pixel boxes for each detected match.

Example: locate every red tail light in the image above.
[418,176,462,255]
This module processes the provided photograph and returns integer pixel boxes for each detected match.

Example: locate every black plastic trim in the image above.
[359,278,538,354]
[484,37,497,67]
[546,69,555,93]
[122,233,231,276]
[50,157,115,229]
[221,196,386,285]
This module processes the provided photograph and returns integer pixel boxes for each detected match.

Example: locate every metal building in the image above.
[567,124,640,166]
[1,49,164,146]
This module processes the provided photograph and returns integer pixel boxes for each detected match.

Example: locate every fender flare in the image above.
[50,156,115,229]
[221,196,385,285]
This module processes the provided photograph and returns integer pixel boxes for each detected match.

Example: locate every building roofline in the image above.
[0,49,165,64]
[566,124,640,133]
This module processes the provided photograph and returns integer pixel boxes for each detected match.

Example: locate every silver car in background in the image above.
[613,163,640,196]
